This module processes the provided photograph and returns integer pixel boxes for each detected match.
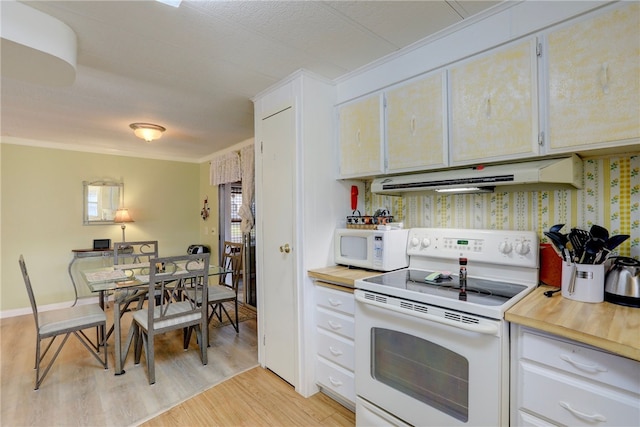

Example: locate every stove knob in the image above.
[515,242,531,255]
[410,237,420,248]
[421,238,431,248]
[499,241,512,254]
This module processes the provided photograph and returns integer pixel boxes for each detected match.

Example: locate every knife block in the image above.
[561,262,605,303]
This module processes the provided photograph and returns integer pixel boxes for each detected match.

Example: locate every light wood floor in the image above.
[143,367,355,426]
[0,304,355,426]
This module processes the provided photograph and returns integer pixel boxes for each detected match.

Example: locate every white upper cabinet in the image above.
[544,2,640,153]
[386,71,448,173]
[338,94,384,178]
[449,38,539,166]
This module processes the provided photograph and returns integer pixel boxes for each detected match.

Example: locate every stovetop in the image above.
[354,228,539,319]
[363,268,528,306]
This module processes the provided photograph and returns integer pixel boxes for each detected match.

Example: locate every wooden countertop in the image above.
[506,285,640,362]
[308,265,382,288]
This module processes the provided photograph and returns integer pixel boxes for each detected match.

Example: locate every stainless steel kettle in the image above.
[604,257,640,307]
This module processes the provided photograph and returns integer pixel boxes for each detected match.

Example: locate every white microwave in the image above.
[334,228,409,272]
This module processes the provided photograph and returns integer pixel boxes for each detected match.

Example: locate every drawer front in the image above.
[317,328,355,371]
[316,285,355,316]
[521,328,640,394]
[316,307,355,340]
[317,358,355,403]
[520,362,640,426]
[516,410,556,427]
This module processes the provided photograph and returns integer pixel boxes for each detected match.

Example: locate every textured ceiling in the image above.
[1,0,500,162]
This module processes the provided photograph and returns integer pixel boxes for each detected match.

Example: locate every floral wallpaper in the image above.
[366,155,639,259]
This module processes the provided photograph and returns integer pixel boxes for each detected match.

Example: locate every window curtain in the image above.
[210,151,241,186]
[239,145,255,234]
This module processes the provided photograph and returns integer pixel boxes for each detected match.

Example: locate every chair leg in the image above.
[219,302,239,333]
[145,332,155,385]
[199,325,208,365]
[35,333,71,390]
[134,328,143,365]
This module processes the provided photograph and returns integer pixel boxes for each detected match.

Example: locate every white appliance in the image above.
[334,228,409,272]
[354,228,539,426]
[371,154,582,195]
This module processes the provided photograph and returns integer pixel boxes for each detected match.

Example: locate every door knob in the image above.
[279,243,291,253]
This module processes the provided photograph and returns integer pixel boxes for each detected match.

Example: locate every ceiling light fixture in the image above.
[129,123,166,142]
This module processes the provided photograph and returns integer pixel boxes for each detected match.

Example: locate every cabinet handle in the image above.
[559,401,606,423]
[410,115,416,136]
[356,129,361,144]
[600,62,610,94]
[328,298,343,307]
[329,346,343,356]
[485,97,492,118]
[327,320,342,330]
[329,376,343,387]
[560,353,608,373]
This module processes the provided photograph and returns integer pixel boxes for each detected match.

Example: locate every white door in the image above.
[260,107,296,385]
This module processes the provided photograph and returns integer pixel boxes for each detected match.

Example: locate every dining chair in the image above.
[208,241,244,333]
[121,254,209,384]
[19,255,108,390]
[104,241,159,341]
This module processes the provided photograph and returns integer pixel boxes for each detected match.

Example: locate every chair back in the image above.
[18,255,40,330]
[219,241,243,292]
[114,241,158,265]
[146,254,209,331]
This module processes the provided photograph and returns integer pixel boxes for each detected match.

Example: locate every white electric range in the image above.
[354,227,539,427]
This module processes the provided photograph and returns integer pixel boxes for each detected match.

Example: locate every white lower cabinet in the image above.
[314,283,356,409]
[511,325,640,426]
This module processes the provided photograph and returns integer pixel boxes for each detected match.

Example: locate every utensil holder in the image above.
[561,262,604,303]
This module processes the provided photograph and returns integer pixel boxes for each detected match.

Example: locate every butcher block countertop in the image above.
[307,265,382,288]
[506,285,640,362]
[308,267,639,362]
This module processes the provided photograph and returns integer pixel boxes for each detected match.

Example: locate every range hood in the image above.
[372,155,583,195]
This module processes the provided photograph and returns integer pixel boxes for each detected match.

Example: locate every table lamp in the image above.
[114,208,134,242]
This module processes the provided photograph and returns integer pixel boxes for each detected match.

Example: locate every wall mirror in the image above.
[83,181,123,225]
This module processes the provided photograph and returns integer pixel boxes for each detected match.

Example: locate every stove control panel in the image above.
[407,228,538,268]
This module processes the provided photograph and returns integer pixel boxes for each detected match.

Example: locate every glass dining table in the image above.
[80,262,230,375]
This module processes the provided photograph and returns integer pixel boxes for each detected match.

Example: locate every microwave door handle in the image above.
[355,292,499,336]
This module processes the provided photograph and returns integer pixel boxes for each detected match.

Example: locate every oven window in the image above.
[371,328,469,422]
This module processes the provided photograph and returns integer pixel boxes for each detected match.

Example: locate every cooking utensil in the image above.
[569,228,590,262]
[590,224,609,242]
[604,234,630,252]
[544,231,568,260]
[550,223,565,233]
[594,235,631,264]
[604,256,640,307]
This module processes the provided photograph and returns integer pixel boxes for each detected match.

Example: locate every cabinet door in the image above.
[386,71,447,173]
[545,3,640,152]
[338,94,384,178]
[449,39,539,165]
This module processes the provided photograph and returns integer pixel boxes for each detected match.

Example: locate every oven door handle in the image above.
[355,293,499,335]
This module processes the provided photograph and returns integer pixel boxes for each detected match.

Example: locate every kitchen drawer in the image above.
[317,357,355,403]
[520,328,640,394]
[316,307,355,340]
[519,362,640,426]
[515,410,555,427]
[315,285,355,316]
[317,328,355,371]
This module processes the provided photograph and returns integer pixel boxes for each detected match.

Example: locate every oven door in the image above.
[354,289,509,427]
